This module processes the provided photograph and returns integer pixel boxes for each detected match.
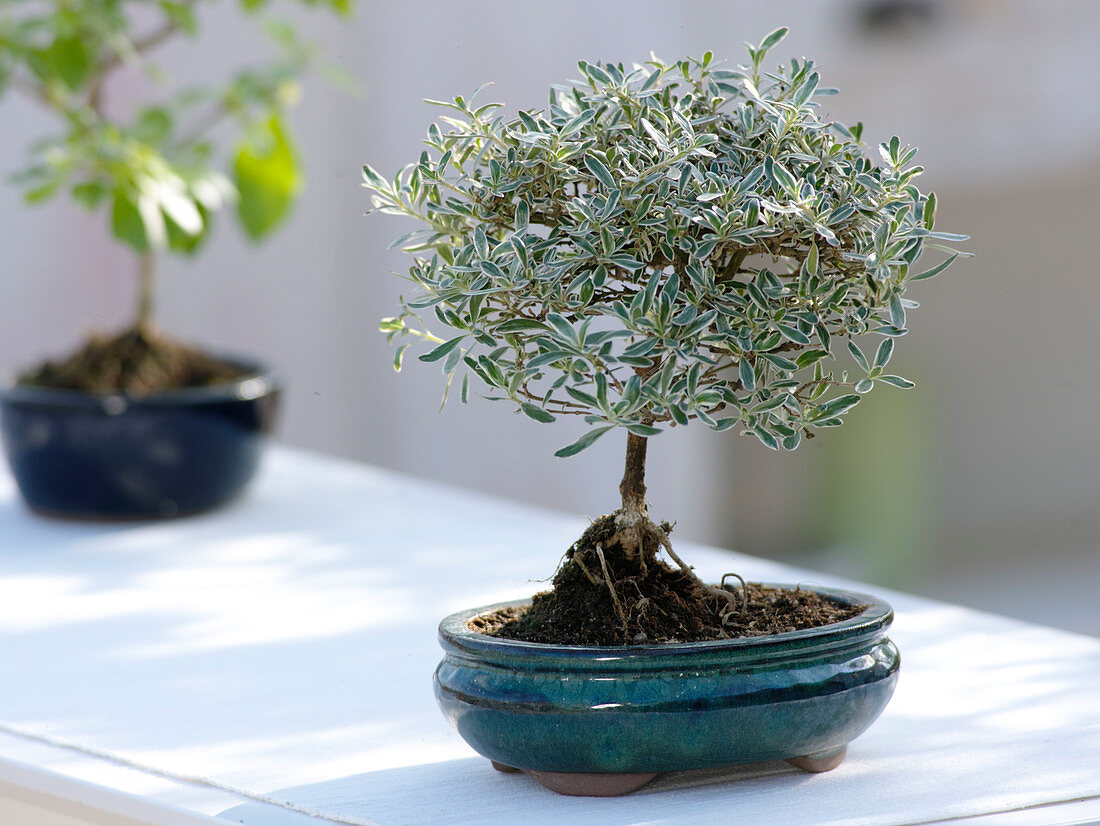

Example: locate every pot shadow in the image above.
[217,756,824,826]
[216,730,1100,826]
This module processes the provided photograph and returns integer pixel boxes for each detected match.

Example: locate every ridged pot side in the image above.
[435,586,899,775]
[0,362,280,519]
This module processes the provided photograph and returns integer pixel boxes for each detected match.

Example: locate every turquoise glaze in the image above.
[435,585,898,775]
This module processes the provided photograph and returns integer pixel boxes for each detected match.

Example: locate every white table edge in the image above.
[0,755,230,826]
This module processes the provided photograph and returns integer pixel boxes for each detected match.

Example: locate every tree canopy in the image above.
[365,29,967,456]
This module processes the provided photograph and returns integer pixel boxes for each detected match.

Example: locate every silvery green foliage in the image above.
[364,29,966,456]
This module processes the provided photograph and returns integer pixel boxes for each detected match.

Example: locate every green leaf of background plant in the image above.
[24,179,62,204]
[234,115,303,240]
[160,1,199,34]
[110,191,149,252]
[155,182,204,237]
[72,182,108,210]
[136,191,168,249]
[166,203,210,255]
[45,37,91,91]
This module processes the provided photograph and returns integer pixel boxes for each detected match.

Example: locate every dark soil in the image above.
[17,326,247,394]
[483,513,864,646]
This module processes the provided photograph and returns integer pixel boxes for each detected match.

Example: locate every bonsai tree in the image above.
[363,29,967,644]
[0,0,348,391]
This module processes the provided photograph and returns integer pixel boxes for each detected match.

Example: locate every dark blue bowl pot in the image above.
[0,361,280,520]
[435,586,898,795]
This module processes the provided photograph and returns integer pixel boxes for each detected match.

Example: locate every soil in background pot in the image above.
[17,326,247,394]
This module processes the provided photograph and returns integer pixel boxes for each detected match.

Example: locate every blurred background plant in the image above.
[0,0,349,332]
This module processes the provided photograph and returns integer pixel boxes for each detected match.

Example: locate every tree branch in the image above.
[9,74,53,107]
[105,0,200,71]
[619,431,648,515]
[176,101,233,147]
[88,0,201,112]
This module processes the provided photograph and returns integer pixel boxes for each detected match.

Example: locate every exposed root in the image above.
[572,551,602,586]
[595,543,629,636]
[719,572,749,626]
[646,521,742,615]
[494,507,851,645]
[721,571,748,611]
[595,510,745,626]
[492,509,866,644]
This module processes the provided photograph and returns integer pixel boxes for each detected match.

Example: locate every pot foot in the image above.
[527,770,658,796]
[785,746,847,773]
[490,761,522,774]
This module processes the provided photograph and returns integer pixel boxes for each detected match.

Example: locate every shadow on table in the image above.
[218,756,812,826]
[213,613,1100,826]
[218,714,1100,826]
[5,449,1100,824]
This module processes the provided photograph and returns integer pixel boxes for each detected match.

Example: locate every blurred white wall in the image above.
[3,0,1100,629]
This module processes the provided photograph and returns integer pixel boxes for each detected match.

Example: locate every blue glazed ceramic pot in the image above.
[0,360,280,519]
[435,585,898,794]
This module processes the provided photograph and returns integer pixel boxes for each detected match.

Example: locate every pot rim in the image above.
[439,583,893,669]
[0,356,281,408]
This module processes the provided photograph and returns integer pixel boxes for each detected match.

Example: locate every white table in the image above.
[1,446,1099,826]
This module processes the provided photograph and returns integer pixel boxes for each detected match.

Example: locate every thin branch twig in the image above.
[88,0,201,112]
[9,75,52,107]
